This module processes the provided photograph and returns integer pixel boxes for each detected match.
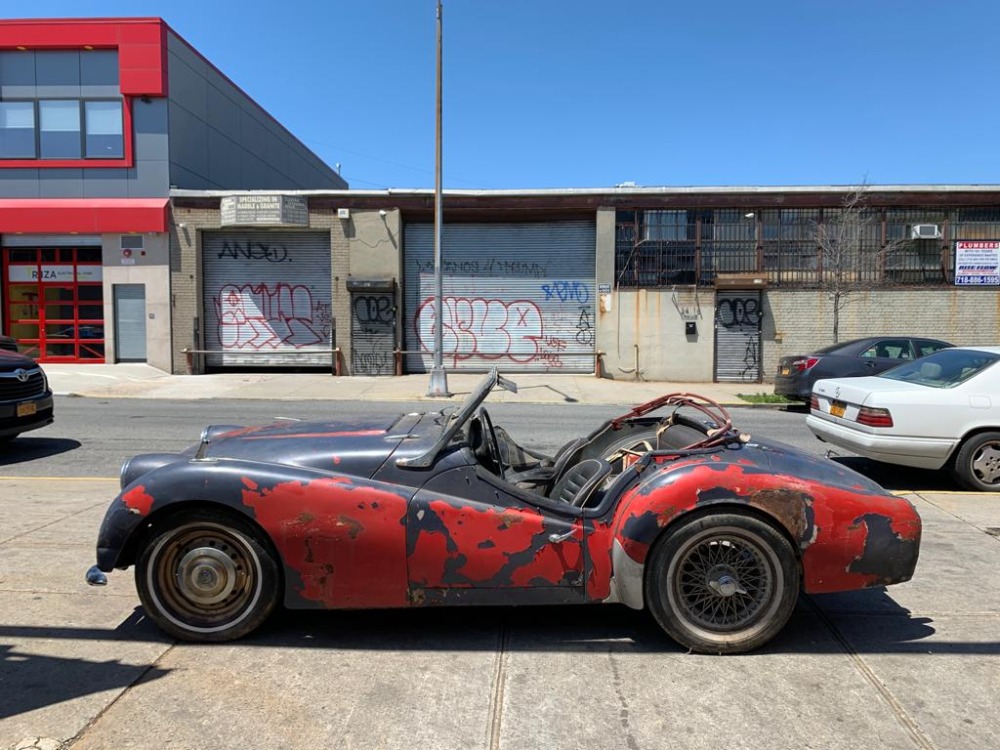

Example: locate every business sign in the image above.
[954,240,1000,286]
[220,195,309,227]
[7,265,103,283]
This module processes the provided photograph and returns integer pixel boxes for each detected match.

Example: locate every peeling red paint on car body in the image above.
[407,498,583,588]
[241,477,409,608]
[121,486,154,516]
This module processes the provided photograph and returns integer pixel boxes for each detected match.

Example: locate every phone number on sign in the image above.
[956,275,1000,285]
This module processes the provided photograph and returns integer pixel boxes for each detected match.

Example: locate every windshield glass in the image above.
[880,349,1000,388]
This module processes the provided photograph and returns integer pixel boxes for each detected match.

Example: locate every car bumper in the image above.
[0,394,54,439]
[806,413,956,470]
[773,376,810,400]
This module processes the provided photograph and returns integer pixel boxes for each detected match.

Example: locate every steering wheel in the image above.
[477,408,505,478]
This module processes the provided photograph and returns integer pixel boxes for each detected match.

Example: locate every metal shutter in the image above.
[714,290,763,382]
[403,221,596,373]
[201,231,332,368]
[2,234,102,246]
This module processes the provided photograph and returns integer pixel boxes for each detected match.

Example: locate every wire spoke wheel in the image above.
[674,534,773,632]
[137,513,280,641]
[646,513,800,654]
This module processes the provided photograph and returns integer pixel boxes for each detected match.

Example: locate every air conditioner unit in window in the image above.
[911,224,942,240]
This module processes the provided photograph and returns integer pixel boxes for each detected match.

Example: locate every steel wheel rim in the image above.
[147,522,263,634]
[668,527,780,635]
[971,441,1000,486]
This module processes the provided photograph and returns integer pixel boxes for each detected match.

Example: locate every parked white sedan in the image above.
[806,346,1000,491]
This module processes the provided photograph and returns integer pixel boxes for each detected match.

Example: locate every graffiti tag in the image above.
[541,281,590,304]
[216,240,290,263]
[215,282,325,350]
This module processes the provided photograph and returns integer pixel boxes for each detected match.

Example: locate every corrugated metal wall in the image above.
[202,231,332,368]
[714,290,762,382]
[403,221,596,373]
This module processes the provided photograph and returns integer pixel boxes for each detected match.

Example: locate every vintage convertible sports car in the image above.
[87,370,921,654]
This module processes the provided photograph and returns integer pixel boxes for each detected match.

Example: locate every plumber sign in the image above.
[954,241,1000,285]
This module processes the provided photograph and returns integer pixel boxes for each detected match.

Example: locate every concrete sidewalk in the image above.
[41,363,772,405]
[1,478,998,750]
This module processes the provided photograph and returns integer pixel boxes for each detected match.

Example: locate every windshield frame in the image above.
[396,368,518,468]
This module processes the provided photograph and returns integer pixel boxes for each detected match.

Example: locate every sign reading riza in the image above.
[202,231,332,367]
[403,221,596,373]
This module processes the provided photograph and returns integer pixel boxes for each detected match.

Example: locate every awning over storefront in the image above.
[0,198,169,234]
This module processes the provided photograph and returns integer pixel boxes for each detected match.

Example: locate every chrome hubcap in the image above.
[177,547,237,605]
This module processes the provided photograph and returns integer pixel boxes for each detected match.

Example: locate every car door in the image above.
[858,338,915,375]
[406,465,586,606]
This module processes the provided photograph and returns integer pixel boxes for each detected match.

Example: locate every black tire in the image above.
[952,431,1000,492]
[136,510,281,642]
[645,512,800,654]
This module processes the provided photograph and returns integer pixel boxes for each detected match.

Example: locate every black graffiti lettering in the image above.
[217,240,290,263]
[716,297,762,328]
[575,305,594,346]
[414,258,549,278]
[353,295,395,325]
[352,349,393,376]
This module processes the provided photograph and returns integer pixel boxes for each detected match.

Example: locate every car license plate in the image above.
[17,401,37,418]
[829,400,846,418]
[780,367,790,376]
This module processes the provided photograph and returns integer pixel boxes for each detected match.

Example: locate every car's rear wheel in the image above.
[952,431,1000,492]
[645,513,800,654]
[136,510,280,642]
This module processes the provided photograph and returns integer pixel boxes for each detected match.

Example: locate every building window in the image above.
[84,100,124,157]
[0,99,123,160]
[39,100,82,158]
[0,102,36,158]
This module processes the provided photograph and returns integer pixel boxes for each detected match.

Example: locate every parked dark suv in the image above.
[0,346,54,442]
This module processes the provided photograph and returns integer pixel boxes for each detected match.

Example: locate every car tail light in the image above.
[809,394,819,410]
[857,407,893,427]
[792,357,819,372]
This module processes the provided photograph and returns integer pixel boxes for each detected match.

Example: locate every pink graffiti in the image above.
[415,297,547,365]
[215,283,324,350]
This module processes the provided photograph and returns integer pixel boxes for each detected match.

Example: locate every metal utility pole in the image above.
[427,0,451,396]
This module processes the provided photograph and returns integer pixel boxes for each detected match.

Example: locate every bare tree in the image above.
[814,182,906,342]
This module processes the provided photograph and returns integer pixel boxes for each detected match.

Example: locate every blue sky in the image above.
[8,1,1000,189]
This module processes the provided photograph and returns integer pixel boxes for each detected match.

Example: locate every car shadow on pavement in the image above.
[829,455,959,492]
[0,437,81,466]
[0,612,170,720]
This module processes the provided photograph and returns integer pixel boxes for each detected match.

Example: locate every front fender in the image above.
[95,458,412,572]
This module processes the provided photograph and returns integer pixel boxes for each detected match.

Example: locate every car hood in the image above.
[0,348,41,372]
[121,412,432,489]
[200,413,428,476]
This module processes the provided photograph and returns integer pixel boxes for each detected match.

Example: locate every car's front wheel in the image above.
[952,431,1000,492]
[645,513,800,654]
[136,510,280,642]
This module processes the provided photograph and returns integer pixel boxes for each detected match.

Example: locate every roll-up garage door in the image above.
[714,290,763,382]
[202,231,332,368]
[404,221,596,373]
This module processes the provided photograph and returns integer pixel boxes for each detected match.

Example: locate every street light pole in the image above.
[427,0,451,396]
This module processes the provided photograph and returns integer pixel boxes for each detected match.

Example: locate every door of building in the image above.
[2,242,104,362]
[403,221,597,373]
[714,290,763,382]
[348,279,396,376]
[114,284,146,362]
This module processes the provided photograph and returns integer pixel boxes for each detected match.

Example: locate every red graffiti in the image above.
[215,283,325,350]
